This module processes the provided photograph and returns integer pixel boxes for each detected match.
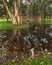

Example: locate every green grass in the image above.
[0,19,52,29]
[0,19,52,24]
[0,24,27,29]
[2,57,52,65]
[0,19,28,29]
[2,53,52,65]
[44,19,52,24]
[0,19,11,22]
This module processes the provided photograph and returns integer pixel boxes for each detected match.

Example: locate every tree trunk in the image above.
[3,0,22,26]
[14,0,22,26]
[17,16,22,26]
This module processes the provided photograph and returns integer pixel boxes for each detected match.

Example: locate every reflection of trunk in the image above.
[8,29,23,54]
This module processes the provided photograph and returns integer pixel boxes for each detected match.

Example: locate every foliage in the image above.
[2,53,52,65]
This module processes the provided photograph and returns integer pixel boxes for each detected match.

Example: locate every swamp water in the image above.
[0,24,52,64]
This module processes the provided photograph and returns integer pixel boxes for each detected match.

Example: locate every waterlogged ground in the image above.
[0,23,52,65]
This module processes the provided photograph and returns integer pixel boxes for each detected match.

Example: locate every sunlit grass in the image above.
[0,19,11,22]
[0,19,52,29]
[44,19,52,24]
[0,19,52,24]
[0,24,27,29]
[0,19,28,29]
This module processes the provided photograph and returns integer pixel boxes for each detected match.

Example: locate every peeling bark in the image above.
[3,0,22,26]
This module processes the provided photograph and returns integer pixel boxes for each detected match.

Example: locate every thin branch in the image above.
[13,0,18,17]
[3,0,14,18]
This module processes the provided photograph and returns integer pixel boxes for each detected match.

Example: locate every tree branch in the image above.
[3,0,14,18]
[13,0,18,17]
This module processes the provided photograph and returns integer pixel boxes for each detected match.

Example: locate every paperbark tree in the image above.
[3,0,22,26]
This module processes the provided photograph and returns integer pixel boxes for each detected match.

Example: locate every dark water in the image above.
[0,24,52,64]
